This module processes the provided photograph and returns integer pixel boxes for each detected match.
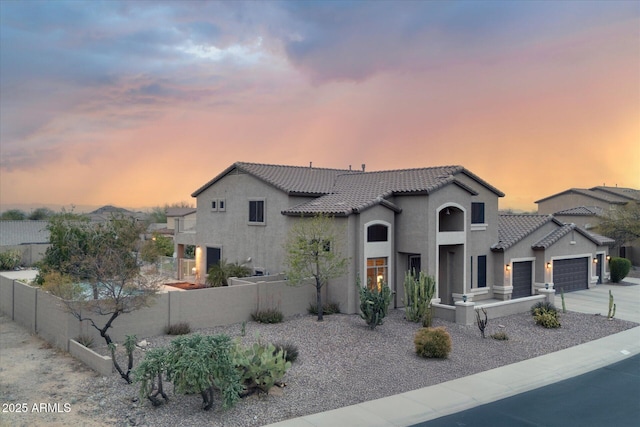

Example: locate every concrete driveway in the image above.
[561,278,640,323]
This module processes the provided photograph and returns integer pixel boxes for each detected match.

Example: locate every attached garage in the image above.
[553,257,589,293]
[512,261,533,299]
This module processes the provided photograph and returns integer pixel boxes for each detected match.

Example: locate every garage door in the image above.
[553,258,588,293]
[512,261,533,299]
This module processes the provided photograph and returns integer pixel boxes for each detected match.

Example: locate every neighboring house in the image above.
[87,205,149,223]
[146,208,196,241]
[491,215,614,297]
[536,186,640,265]
[0,220,50,266]
[167,207,197,234]
[188,162,611,315]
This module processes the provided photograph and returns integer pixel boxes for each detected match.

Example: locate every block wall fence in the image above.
[1,274,554,375]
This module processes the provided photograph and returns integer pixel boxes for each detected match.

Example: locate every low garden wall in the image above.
[69,339,113,376]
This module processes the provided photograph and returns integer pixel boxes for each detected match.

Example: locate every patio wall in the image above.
[0,274,316,353]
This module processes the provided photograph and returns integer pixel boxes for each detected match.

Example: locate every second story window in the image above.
[471,202,485,224]
[367,224,388,242]
[249,199,264,224]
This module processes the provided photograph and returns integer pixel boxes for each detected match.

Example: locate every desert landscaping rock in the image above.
[1,310,636,427]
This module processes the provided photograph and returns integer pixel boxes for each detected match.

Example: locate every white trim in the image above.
[248,198,266,226]
[470,223,488,231]
[363,220,393,291]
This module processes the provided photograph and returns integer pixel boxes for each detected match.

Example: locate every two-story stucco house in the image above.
[186,162,611,315]
[536,186,639,264]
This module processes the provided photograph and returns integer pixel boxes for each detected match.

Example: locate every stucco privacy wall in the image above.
[0,274,316,354]
[0,244,48,266]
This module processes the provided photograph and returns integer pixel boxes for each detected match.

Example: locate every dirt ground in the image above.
[0,315,111,427]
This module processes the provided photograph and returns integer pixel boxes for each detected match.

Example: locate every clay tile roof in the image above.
[531,224,575,249]
[491,214,554,251]
[194,162,504,217]
[554,206,603,216]
[587,232,616,246]
[0,221,50,246]
[589,186,640,201]
[535,188,631,204]
[192,162,351,197]
[283,165,490,216]
[531,223,605,249]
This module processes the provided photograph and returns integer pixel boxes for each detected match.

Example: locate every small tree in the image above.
[28,207,55,220]
[40,213,161,383]
[140,232,174,264]
[284,214,349,321]
[154,334,242,410]
[596,202,640,251]
[0,209,26,220]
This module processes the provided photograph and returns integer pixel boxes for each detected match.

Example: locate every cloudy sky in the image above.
[1,0,638,212]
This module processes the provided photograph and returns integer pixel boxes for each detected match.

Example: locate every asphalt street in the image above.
[416,353,640,427]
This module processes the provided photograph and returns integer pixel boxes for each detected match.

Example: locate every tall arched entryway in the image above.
[436,204,466,305]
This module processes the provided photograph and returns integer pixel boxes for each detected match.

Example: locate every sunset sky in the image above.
[1,0,638,213]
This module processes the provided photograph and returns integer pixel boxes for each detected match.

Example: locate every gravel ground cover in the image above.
[87,309,637,427]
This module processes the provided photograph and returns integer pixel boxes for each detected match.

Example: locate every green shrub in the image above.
[206,260,252,287]
[358,282,393,330]
[490,331,509,341]
[75,334,95,348]
[414,327,452,359]
[610,257,631,283]
[531,300,561,328]
[530,301,558,316]
[160,334,242,410]
[233,341,291,394]
[0,249,22,270]
[533,308,561,328]
[251,308,284,324]
[164,322,191,335]
[307,301,341,315]
[134,347,169,406]
[272,341,299,364]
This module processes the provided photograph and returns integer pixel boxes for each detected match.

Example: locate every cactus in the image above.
[233,341,291,394]
[403,270,436,326]
[359,278,393,330]
[476,307,488,338]
[607,290,616,320]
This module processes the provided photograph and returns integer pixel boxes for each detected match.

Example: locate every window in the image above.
[367,224,388,242]
[311,238,331,252]
[471,202,485,224]
[211,200,217,211]
[366,257,388,291]
[477,255,487,288]
[218,199,226,212]
[249,200,264,224]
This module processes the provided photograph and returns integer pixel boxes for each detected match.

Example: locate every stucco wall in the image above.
[195,171,300,278]
[537,193,613,215]
[0,274,316,357]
